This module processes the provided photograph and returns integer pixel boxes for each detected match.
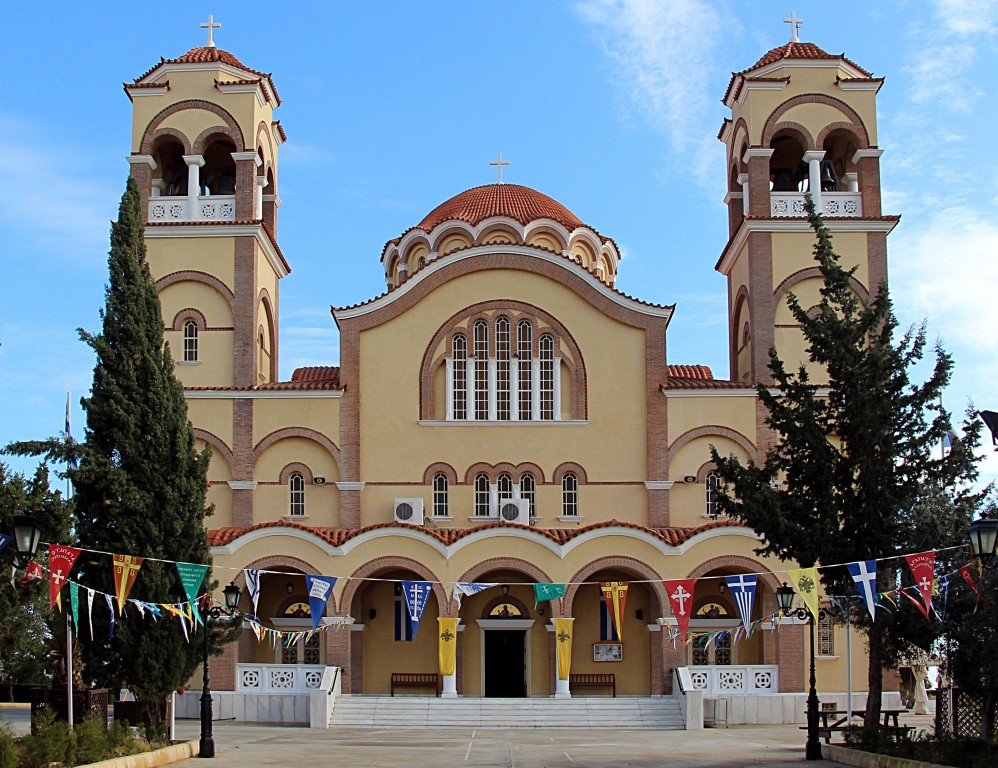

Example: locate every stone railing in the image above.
[148,195,236,222]
[771,192,862,218]
[236,664,326,694]
[682,664,778,695]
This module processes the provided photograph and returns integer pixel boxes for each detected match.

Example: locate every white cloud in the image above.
[933,0,998,36]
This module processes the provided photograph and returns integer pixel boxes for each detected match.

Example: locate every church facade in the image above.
[123,28,894,701]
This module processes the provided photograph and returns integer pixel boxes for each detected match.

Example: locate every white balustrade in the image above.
[770,192,861,218]
[682,665,778,695]
[149,195,236,222]
[237,663,326,693]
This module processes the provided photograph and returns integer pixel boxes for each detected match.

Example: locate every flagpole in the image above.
[66,612,74,728]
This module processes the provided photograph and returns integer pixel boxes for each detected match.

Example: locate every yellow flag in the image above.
[113,554,144,614]
[788,567,821,620]
[600,582,628,641]
[554,618,574,680]
[438,617,459,676]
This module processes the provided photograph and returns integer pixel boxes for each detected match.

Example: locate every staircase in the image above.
[328,695,685,729]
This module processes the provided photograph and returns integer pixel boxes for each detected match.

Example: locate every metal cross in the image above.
[490,152,510,184]
[671,585,691,616]
[201,15,221,48]
[784,11,804,42]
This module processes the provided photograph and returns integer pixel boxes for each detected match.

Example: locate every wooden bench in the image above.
[569,673,615,697]
[390,672,441,696]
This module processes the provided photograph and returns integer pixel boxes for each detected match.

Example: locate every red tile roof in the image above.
[661,364,749,390]
[134,47,281,106]
[207,517,742,549]
[667,364,713,380]
[418,184,589,233]
[723,42,872,103]
[291,366,340,385]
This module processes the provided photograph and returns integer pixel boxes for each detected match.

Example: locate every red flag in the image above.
[664,579,697,641]
[959,565,991,608]
[600,582,628,641]
[901,588,930,620]
[16,561,44,587]
[904,551,936,616]
[48,544,81,610]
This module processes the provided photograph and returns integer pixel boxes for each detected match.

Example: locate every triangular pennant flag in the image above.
[901,587,930,620]
[600,582,629,641]
[245,569,262,617]
[49,544,81,610]
[936,574,951,619]
[176,563,209,627]
[959,565,990,608]
[905,551,935,617]
[846,560,878,620]
[725,574,757,632]
[533,583,566,608]
[86,588,95,638]
[452,582,497,607]
[104,593,116,636]
[788,567,821,620]
[112,554,144,613]
[305,575,336,633]
[663,579,697,642]
[69,582,79,633]
[16,561,43,587]
[401,581,433,639]
[250,621,264,642]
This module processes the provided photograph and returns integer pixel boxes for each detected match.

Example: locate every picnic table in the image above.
[801,708,911,743]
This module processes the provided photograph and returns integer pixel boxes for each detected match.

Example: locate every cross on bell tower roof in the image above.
[201,14,221,48]
[784,10,804,43]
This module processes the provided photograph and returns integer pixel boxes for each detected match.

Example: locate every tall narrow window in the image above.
[497,473,513,503]
[519,474,535,517]
[705,472,721,518]
[817,609,835,656]
[540,335,555,420]
[183,320,199,362]
[517,321,532,419]
[433,474,449,517]
[394,583,414,642]
[562,473,578,517]
[289,473,305,517]
[452,334,467,420]
[474,321,489,420]
[474,473,490,517]
[496,317,511,420]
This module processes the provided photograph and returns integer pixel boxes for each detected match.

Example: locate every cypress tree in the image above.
[711,197,985,729]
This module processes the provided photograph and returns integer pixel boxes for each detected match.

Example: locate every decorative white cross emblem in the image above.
[52,568,66,587]
[201,15,221,48]
[784,10,804,43]
[918,576,932,595]
[671,585,691,616]
[490,152,510,184]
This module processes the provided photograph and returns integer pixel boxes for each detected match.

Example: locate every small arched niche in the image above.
[201,136,238,196]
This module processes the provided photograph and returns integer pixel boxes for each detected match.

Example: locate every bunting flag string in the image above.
[452,582,497,607]
[401,581,433,639]
[600,582,628,641]
[48,544,81,610]
[112,554,144,613]
[305,575,337,633]
[725,574,757,632]
[904,551,936,618]
[663,579,696,642]
[245,569,262,617]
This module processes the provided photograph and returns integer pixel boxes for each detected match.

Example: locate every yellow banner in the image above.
[438,618,459,676]
[554,618,574,680]
[788,567,821,620]
[600,581,628,641]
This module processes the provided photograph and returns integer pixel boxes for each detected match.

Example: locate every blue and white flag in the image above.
[846,560,878,620]
[64,391,79,470]
[725,574,757,632]
[104,593,116,636]
[937,574,951,620]
[245,569,262,617]
[0,534,10,554]
[452,582,497,607]
[402,580,433,639]
[305,575,336,633]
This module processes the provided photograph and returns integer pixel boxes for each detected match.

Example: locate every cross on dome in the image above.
[784,10,804,42]
[200,14,221,48]
[490,152,510,184]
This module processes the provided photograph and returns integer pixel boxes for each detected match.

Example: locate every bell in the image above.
[820,160,839,192]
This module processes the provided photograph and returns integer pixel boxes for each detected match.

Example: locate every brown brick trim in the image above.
[695,461,719,483]
[551,462,587,485]
[774,267,871,306]
[156,271,235,315]
[229,554,323,591]
[762,94,870,148]
[257,288,278,382]
[464,462,497,484]
[340,557,446,619]
[255,121,274,172]
[422,462,459,485]
[171,308,207,331]
[729,285,751,381]
[139,100,247,155]
[193,428,233,474]
[729,117,750,169]
[278,462,313,484]
[193,125,239,156]
[768,121,815,151]
[149,127,191,154]
[667,425,757,465]
[815,122,866,153]
[564,556,666,617]
[513,462,545,484]
[253,427,341,465]
[456,558,559,617]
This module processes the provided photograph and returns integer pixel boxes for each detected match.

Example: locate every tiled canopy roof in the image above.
[417,184,588,233]
[661,364,748,390]
[291,366,341,385]
[667,364,713,380]
[134,47,281,105]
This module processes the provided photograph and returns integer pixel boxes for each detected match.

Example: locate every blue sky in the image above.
[2,1,996,488]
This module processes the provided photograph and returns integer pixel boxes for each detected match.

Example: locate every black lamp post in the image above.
[969,516,998,569]
[199,582,242,759]
[12,515,43,569]
[777,582,822,761]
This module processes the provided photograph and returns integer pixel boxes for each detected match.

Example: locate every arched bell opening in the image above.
[769,132,808,192]
[153,137,188,197]
[200,137,238,196]
[821,128,861,192]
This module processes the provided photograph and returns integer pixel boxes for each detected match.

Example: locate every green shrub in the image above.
[20,707,72,768]
[72,716,107,766]
[0,722,17,768]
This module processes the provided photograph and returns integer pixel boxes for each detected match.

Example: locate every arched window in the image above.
[705,472,721,519]
[496,317,511,420]
[417,256,426,270]
[289,473,305,517]
[452,335,467,420]
[474,473,490,517]
[818,609,835,656]
[183,320,199,362]
[517,321,532,419]
[433,474,449,517]
[519,473,535,517]
[474,321,489,420]
[497,473,513,503]
[561,473,578,517]
[540,335,555,420]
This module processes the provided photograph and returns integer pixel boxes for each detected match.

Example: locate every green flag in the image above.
[534,583,566,608]
[176,562,210,627]
[70,581,79,633]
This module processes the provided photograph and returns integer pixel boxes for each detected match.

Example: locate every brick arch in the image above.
[253,427,341,466]
[230,554,328,609]
[816,121,865,152]
[149,127,191,155]
[156,270,235,315]
[257,288,277,381]
[171,308,207,331]
[193,428,233,474]
[551,462,587,485]
[763,94,869,148]
[667,425,757,465]
[769,121,815,151]
[695,460,719,484]
[193,125,240,156]
[564,556,666,617]
[514,462,545,484]
[477,221,524,246]
[464,462,496,484]
[340,556,447,619]
[730,117,750,169]
[278,462,313,484]
[140,99,246,154]
[774,267,870,307]
[255,121,274,170]
[422,462,459,485]
[457,558,559,617]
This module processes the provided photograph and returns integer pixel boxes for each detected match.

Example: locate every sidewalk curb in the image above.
[824,744,947,768]
[80,740,199,768]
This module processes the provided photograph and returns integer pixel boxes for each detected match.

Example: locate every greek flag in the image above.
[846,560,878,620]
[245,569,262,617]
[452,582,496,607]
[724,574,757,631]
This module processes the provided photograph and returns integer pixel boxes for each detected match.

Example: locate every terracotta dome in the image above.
[417,184,587,233]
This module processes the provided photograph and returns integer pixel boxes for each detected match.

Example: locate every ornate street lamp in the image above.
[12,515,43,569]
[199,582,242,759]
[968,516,998,569]
[777,582,822,761]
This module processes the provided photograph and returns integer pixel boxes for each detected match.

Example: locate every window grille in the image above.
[517,321,532,419]
[474,473,490,516]
[452,335,467,419]
[496,317,511,420]
[183,320,199,362]
[540,335,555,420]
[433,474,449,517]
[289,473,305,517]
[474,321,489,420]
[520,474,535,517]
[562,473,578,516]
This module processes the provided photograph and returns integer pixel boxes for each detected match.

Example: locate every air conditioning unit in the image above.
[498,499,530,525]
[393,498,424,525]
[312,475,326,485]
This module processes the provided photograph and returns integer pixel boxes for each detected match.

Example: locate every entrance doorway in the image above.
[484,630,526,697]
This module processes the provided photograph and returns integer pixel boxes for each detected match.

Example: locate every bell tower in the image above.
[124,17,288,390]
[716,18,897,386]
